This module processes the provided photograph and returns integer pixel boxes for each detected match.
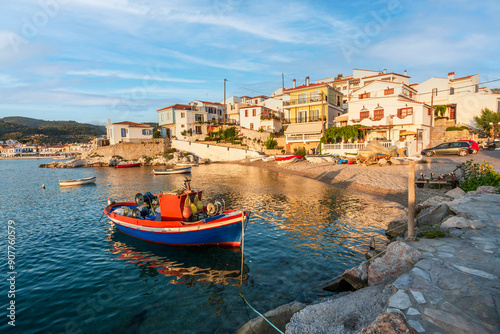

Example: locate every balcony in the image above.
[282,116,326,124]
[283,94,326,106]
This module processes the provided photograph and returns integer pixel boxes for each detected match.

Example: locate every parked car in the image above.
[457,140,480,153]
[421,141,473,157]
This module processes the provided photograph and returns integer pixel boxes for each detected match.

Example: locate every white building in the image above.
[1,144,22,157]
[157,104,191,138]
[347,80,432,148]
[412,72,500,127]
[106,121,153,145]
[239,105,283,133]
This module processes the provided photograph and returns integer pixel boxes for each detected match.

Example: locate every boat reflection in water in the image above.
[106,229,249,287]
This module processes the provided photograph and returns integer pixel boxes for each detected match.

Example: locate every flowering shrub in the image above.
[460,159,500,192]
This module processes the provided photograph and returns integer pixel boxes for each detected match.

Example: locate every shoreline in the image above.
[230,159,452,206]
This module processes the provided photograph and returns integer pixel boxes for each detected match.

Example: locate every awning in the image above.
[284,122,323,135]
[399,131,417,136]
[333,114,348,122]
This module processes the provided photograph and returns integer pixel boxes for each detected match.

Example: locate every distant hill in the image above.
[492,88,500,94]
[0,116,106,144]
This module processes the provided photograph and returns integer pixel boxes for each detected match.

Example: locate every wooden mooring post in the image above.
[407,160,416,239]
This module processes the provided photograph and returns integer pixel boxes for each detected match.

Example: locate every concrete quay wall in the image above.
[93,139,171,160]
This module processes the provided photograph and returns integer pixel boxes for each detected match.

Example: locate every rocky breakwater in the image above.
[39,152,209,168]
[285,186,500,334]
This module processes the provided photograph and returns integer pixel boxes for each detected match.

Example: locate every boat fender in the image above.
[190,203,197,215]
[183,196,192,219]
[196,194,203,211]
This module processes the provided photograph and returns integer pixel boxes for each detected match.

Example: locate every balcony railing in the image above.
[282,117,327,124]
[286,133,322,142]
[283,93,326,106]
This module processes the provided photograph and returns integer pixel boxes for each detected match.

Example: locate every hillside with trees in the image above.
[0,116,106,144]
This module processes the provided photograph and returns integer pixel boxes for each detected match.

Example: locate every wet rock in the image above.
[368,241,421,285]
[416,196,450,213]
[341,261,369,290]
[236,301,305,334]
[366,249,384,261]
[445,187,466,198]
[386,214,407,238]
[416,204,450,228]
[322,277,356,292]
[359,312,418,334]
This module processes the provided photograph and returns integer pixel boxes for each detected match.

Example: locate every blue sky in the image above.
[0,0,499,125]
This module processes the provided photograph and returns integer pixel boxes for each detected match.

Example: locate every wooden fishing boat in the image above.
[103,178,249,247]
[59,176,96,187]
[274,155,303,161]
[153,167,192,175]
[277,157,297,165]
[262,156,275,162]
[116,162,141,168]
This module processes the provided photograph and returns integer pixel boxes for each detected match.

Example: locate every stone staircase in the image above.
[430,119,470,147]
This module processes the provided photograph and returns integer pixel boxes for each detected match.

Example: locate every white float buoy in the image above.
[42,184,45,189]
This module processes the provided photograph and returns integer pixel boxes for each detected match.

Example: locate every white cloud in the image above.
[67,69,205,83]
[0,74,27,88]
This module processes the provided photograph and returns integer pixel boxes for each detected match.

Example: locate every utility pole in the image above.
[224,78,227,124]
[282,73,284,90]
[429,88,435,147]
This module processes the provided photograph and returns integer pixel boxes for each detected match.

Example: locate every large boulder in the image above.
[341,261,369,290]
[386,214,408,238]
[236,301,305,334]
[416,204,450,228]
[359,312,418,334]
[445,187,466,199]
[440,216,486,231]
[368,241,421,285]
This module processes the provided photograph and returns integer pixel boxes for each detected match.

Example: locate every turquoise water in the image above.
[0,159,388,333]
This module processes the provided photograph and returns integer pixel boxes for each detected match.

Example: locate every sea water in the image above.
[0,159,388,333]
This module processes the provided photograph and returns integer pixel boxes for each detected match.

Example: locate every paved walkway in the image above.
[386,193,500,333]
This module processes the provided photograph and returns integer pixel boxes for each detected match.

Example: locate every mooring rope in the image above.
[239,293,285,334]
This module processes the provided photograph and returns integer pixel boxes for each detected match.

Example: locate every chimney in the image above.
[107,119,111,126]
[306,76,310,86]
[448,72,455,80]
[383,69,387,74]
[293,79,296,88]
[404,70,407,76]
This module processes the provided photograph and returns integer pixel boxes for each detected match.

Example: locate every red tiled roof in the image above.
[157,104,191,111]
[283,82,329,92]
[194,100,224,106]
[239,105,263,109]
[452,75,474,81]
[361,72,409,79]
[112,121,152,128]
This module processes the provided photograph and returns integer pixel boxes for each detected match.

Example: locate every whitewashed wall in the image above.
[172,140,263,161]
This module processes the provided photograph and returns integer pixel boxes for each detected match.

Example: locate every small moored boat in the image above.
[153,167,192,175]
[176,162,198,168]
[59,176,96,187]
[116,162,141,168]
[103,178,249,247]
[274,155,303,162]
[277,157,297,165]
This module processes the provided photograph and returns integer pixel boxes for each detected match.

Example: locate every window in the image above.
[310,91,320,102]
[142,129,147,135]
[298,111,307,123]
[195,114,203,122]
[181,112,185,118]
[397,107,413,118]
[337,95,341,106]
[252,109,256,116]
[161,114,164,121]
[360,111,369,120]
[432,88,438,96]
[343,86,347,90]
[450,87,455,95]
[245,110,248,117]
[359,92,370,99]
[121,128,126,137]
[384,88,394,95]
[250,123,254,130]
[309,109,319,121]
[195,126,202,134]
[298,93,306,104]
[428,107,431,116]
[374,109,384,121]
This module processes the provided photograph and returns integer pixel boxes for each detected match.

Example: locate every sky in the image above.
[0,0,499,125]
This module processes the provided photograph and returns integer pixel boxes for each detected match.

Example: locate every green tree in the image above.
[320,125,362,144]
[473,108,500,136]
[153,130,161,138]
